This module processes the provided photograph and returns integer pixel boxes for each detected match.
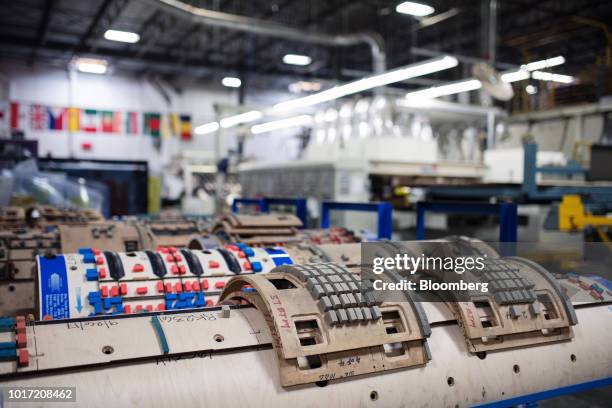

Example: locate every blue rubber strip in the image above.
[0,349,17,359]
[150,316,169,355]
[0,341,16,350]
[473,377,612,408]
[0,317,15,330]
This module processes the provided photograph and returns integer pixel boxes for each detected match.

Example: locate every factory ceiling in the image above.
[0,0,610,96]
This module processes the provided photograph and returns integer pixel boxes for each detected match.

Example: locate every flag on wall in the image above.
[113,111,122,133]
[179,114,192,141]
[81,109,98,132]
[170,114,180,136]
[30,105,48,130]
[161,114,170,140]
[144,113,161,137]
[125,111,139,134]
[7,102,190,139]
[101,111,114,133]
[10,102,18,129]
[68,107,80,131]
[47,107,66,130]
[169,113,192,140]
[10,102,27,130]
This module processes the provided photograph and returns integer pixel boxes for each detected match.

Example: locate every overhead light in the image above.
[501,69,530,83]
[405,79,482,99]
[220,111,262,128]
[499,56,565,83]
[222,77,242,88]
[524,56,565,71]
[401,54,569,101]
[73,57,107,74]
[532,71,574,84]
[194,122,219,135]
[273,55,458,112]
[104,29,140,43]
[251,115,313,134]
[525,85,537,95]
[283,54,312,66]
[396,1,435,16]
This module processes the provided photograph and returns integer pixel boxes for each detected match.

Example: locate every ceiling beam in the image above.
[74,0,130,55]
[197,0,295,73]
[76,0,113,52]
[135,12,174,58]
[164,23,200,56]
[0,33,337,82]
[252,1,354,75]
[29,0,54,65]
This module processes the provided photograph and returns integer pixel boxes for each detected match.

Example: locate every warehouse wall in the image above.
[12,63,605,171]
[1,62,241,173]
[242,89,303,163]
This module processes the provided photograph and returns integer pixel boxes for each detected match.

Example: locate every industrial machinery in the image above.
[36,245,285,318]
[209,213,361,247]
[556,195,612,239]
[0,210,364,317]
[34,236,371,320]
[0,222,145,316]
[0,205,103,229]
[1,202,609,406]
[422,143,612,208]
[0,243,610,407]
[0,212,210,316]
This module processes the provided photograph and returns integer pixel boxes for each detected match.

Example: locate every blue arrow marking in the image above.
[75,288,83,313]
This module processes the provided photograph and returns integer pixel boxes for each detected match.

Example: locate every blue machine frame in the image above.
[231,197,308,227]
[474,376,612,408]
[416,201,518,243]
[321,201,393,240]
[424,143,612,210]
[231,198,267,214]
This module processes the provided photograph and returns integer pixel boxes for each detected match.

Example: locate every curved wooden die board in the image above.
[220,263,431,387]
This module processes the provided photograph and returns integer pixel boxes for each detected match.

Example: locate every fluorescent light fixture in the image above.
[220,110,262,128]
[104,29,140,43]
[396,1,435,16]
[498,56,566,83]
[194,122,220,135]
[74,57,107,74]
[525,85,537,95]
[501,69,530,83]
[401,54,569,101]
[405,79,482,99]
[524,56,565,71]
[222,77,242,88]
[251,115,312,134]
[283,54,312,66]
[532,71,574,84]
[273,55,458,112]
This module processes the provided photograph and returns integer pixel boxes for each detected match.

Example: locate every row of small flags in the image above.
[7,102,192,140]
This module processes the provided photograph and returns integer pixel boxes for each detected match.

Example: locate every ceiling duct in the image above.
[142,0,386,73]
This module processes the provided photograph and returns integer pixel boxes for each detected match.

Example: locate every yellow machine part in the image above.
[558,195,612,232]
